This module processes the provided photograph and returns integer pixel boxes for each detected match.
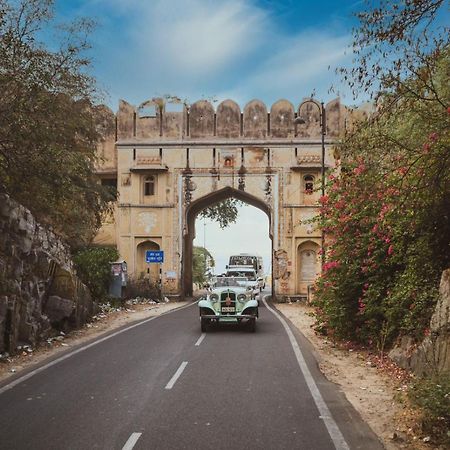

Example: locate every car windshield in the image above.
[214,277,246,287]
[227,271,256,281]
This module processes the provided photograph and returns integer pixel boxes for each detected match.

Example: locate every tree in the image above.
[199,198,242,229]
[0,0,114,248]
[192,246,215,285]
[313,1,450,347]
[340,0,448,101]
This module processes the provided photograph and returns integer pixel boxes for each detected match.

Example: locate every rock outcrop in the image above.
[389,269,450,376]
[0,193,94,354]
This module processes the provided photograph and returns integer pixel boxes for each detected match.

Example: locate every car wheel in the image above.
[248,318,256,333]
[201,318,208,332]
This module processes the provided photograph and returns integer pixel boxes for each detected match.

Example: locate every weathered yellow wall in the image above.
[94,97,364,299]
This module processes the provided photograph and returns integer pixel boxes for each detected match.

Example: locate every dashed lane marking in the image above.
[0,302,196,395]
[165,361,188,390]
[122,432,142,450]
[195,333,206,346]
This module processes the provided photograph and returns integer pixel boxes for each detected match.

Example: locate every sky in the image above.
[54,0,363,109]
[54,0,363,273]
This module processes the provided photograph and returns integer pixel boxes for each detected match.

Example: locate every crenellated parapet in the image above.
[113,97,352,142]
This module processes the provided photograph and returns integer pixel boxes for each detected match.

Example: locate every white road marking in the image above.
[0,302,196,395]
[263,296,350,450]
[195,333,206,346]
[165,361,188,390]
[122,432,142,450]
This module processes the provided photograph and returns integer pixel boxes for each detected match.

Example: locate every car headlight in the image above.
[237,294,247,302]
[210,293,219,302]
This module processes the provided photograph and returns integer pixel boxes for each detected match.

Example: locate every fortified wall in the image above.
[95,97,369,299]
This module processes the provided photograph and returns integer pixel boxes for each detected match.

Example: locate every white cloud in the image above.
[219,31,352,105]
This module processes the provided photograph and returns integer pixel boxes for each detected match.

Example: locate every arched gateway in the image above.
[94,97,356,299]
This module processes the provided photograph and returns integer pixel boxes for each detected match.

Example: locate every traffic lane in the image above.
[271,302,383,450]
[133,303,336,450]
[0,303,200,450]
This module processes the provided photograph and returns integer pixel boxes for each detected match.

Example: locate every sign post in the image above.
[145,251,164,294]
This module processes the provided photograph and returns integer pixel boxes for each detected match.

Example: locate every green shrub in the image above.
[73,246,119,302]
[408,374,450,445]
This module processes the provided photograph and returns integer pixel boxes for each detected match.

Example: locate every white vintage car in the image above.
[198,277,259,332]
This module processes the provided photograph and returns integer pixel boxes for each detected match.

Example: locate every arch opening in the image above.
[183,187,273,297]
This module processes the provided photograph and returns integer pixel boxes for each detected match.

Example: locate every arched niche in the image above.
[216,99,241,138]
[183,187,272,296]
[243,99,267,139]
[270,99,294,138]
[136,239,160,282]
[189,100,215,138]
[296,241,320,293]
[297,98,321,138]
[163,99,186,139]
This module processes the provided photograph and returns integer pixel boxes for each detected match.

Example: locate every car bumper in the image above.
[200,314,256,320]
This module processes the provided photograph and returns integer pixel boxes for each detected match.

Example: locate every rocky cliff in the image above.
[0,194,94,354]
[389,268,450,376]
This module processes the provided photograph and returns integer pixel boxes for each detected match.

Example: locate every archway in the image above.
[183,187,272,296]
[136,240,160,282]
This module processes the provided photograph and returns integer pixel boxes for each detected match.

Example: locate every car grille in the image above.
[220,292,236,315]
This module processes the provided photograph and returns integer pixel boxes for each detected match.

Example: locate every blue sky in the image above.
[54,0,363,110]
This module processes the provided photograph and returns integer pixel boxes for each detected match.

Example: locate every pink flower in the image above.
[319,195,329,204]
[385,237,391,244]
[387,245,394,256]
[423,143,431,154]
[429,132,438,142]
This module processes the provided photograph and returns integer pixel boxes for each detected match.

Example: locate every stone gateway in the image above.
[95,97,365,299]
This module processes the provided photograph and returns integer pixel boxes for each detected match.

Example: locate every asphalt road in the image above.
[0,293,383,450]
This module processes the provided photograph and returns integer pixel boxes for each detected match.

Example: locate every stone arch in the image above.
[270,99,294,138]
[297,98,321,138]
[216,99,241,138]
[243,99,267,138]
[296,241,320,294]
[183,187,272,296]
[189,100,215,138]
[136,239,160,282]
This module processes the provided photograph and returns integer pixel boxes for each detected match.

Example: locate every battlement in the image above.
[115,97,352,142]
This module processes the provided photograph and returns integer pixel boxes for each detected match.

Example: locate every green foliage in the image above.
[0,0,115,248]
[73,246,119,302]
[408,374,450,444]
[313,49,450,346]
[199,199,242,229]
[193,246,215,284]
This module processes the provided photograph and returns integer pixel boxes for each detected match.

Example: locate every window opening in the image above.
[304,175,314,194]
[144,175,156,196]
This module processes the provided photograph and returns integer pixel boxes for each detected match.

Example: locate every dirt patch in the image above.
[276,302,435,450]
[0,301,188,383]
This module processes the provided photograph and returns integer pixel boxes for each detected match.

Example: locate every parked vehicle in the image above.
[198,277,259,332]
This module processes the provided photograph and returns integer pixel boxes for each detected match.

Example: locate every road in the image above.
[0,293,383,450]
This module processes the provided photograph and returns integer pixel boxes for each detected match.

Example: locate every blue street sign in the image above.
[146,250,164,263]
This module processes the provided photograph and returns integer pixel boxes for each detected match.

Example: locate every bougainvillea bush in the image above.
[313,51,450,349]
